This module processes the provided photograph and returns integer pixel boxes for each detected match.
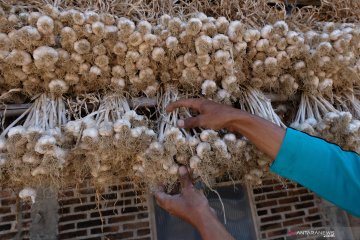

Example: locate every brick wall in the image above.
[0,189,31,240]
[0,178,153,240]
[58,178,153,240]
[1,176,357,240]
[249,177,331,239]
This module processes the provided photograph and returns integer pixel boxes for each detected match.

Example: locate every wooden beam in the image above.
[0,94,291,118]
[268,0,321,6]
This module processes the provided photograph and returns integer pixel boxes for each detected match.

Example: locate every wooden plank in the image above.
[0,94,290,118]
[268,0,321,6]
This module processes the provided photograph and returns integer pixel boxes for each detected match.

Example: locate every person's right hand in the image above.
[166,98,241,130]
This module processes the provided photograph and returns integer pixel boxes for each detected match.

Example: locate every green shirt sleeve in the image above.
[270,128,360,217]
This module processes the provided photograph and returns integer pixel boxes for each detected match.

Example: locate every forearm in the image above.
[226,109,286,160]
[194,209,234,240]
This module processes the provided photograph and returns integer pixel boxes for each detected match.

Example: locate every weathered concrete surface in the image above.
[29,188,58,240]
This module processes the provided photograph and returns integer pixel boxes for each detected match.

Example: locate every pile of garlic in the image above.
[0,8,359,102]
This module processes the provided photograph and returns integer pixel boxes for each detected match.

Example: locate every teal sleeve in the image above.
[270,128,360,217]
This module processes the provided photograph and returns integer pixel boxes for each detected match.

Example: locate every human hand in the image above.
[154,166,216,228]
[166,98,241,130]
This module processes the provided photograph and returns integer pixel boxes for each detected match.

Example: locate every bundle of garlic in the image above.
[295,111,360,154]
[133,87,194,188]
[66,94,155,185]
[0,80,69,188]
[134,86,273,188]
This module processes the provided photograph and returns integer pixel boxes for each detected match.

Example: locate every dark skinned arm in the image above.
[166,98,286,160]
[154,166,234,240]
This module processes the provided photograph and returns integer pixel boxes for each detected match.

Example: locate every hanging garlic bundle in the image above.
[297,111,360,153]
[66,94,155,185]
[0,79,69,188]
[134,87,194,188]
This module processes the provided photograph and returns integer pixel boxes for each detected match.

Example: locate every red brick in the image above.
[279,197,299,204]
[288,189,308,195]
[90,209,118,218]
[283,218,303,227]
[77,219,103,228]
[0,224,12,231]
[59,214,87,222]
[108,215,135,224]
[255,195,266,201]
[305,215,321,222]
[137,228,151,236]
[300,195,314,201]
[0,207,11,214]
[121,206,147,214]
[256,200,277,209]
[1,198,16,206]
[123,221,149,230]
[59,223,75,232]
[2,214,16,222]
[261,215,282,223]
[0,191,13,198]
[101,193,118,200]
[59,230,87,239]
[295,202,314,209]
[134,197,145,204]
[0,232,17,239]
[113,199,132,206]
[90,226,119,234]
[257,210,267,216]
[308,207,319,214]
[253,186,274,194]
[271,206,291,213]
[285,211,305,219]
[267,192,288,199]
[59,198,86,206]
[137,212,148,219]
[74,204,97,212]
[267,228,287,237]
[106,231,133,239]
[260,223,282,231]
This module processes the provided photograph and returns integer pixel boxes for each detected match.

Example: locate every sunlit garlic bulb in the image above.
[137,20,152,35]
[84,11,100,24]
[7,50,32,66]
[228,21,244,42]
[33,46,59,69]
[37,15,54,34]
[74,39,91,54]
[49,79,69,95]
[186,18,202,36]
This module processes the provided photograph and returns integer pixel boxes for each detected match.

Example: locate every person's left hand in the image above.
[154,166,216,228]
